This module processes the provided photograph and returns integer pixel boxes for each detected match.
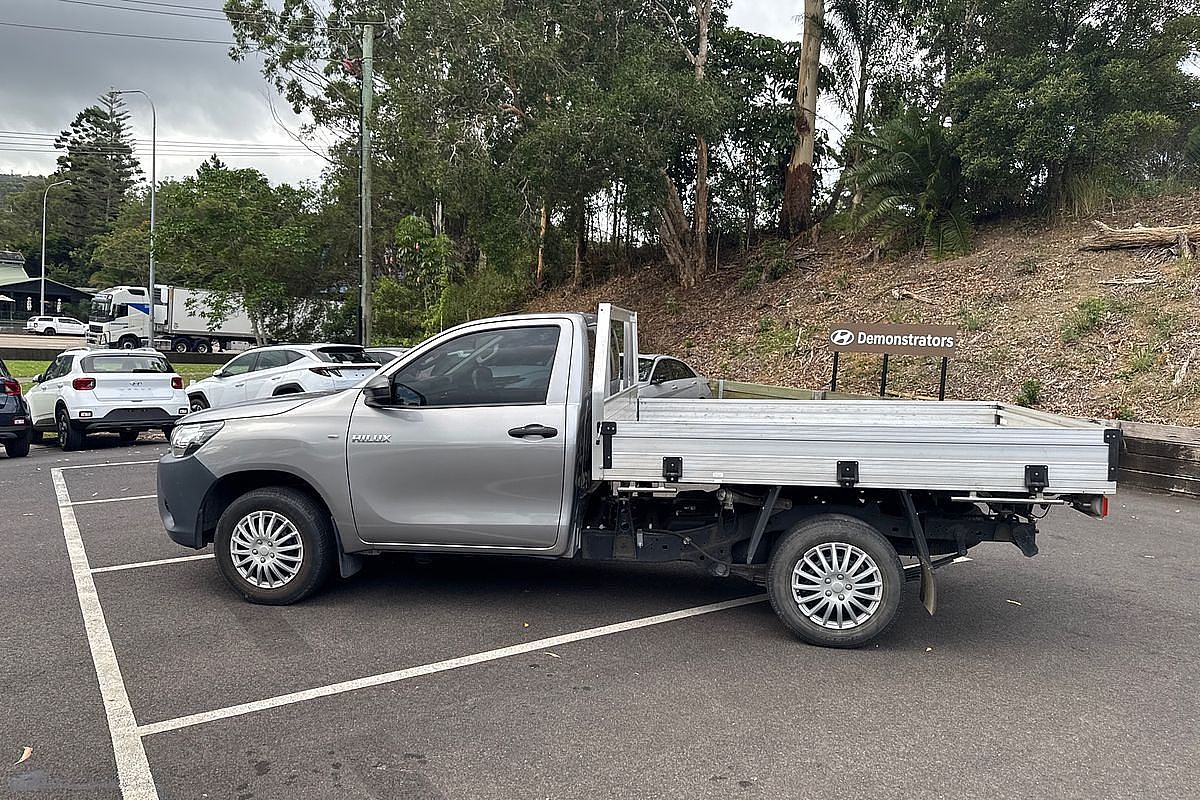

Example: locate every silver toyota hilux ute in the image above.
[158,304,1120,648]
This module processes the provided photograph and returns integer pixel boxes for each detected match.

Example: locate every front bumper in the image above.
[157,453,219,549]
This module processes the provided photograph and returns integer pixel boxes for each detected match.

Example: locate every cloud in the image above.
[0,0,327,184]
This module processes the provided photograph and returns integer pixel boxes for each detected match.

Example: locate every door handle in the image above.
[508,424,558,439]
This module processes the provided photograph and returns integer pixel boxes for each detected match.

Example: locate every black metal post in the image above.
[938,357,948,401]
[879,353,889,397]
[830,351,840,392]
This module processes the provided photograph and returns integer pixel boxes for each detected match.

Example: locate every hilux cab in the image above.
[157,305,1119,648]
[26,348,189,450]
[0,358,32,458]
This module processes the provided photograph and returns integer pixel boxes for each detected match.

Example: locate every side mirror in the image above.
[650,372,667,386]
[362,373,392,407]
[32,373,42,384]
[212,369,225,378]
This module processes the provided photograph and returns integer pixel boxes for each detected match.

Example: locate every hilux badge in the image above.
[351,433,391,443]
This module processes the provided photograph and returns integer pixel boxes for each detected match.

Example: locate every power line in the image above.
[0,20,236,44]
[0,146,319,158]
[0,132,317,152]
[54,0,354,31]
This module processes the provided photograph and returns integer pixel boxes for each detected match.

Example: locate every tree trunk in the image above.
[535,200,548,289]
[783,0,824,235]
[690,0,712,283]
[1081,221,1200,250]
[573,200,586,288]
[658,172,694,287]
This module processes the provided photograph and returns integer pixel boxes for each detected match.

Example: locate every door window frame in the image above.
[373,319,572,410]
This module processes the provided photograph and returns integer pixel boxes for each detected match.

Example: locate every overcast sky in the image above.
[0,1,797,186]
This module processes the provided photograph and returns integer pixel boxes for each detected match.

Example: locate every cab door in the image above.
[346,321,571,548]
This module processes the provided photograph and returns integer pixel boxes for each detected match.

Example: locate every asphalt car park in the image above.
[1,442,1197,799]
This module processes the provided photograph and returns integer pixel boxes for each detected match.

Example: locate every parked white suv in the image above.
[187,344,380,411]
[25,316,86,336]
[25,348,190,450]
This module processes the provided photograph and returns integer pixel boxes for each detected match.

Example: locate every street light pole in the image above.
[41,178,71,316]
[115,89,156,321]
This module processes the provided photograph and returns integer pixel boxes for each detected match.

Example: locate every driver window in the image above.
[392,326,560,407]
[222,353,257,376]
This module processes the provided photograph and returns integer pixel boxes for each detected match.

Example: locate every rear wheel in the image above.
[56,408,85,451]
[118,430,139,444]
[161,426,174,440]
[214,487,336,605]
[767,514,903,648]
[194,340,212,354]
[44,327,56,336]
[172,339,191,353]
[4,434,30,458]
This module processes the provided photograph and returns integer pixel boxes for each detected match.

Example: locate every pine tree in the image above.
[54,91,142,242]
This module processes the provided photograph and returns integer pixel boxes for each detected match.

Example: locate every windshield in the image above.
[81,355,172,374]
[89,295,113,322]
[314,346,374,364]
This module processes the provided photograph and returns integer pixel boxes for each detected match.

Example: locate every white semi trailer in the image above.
[87,285,255,353]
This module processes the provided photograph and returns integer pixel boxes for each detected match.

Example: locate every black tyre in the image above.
[44,327,56,336]
[56,409,86,452]
[118,336,140,350]
[189,393,209,412]
[172,339,190,353]
[767,514,903,649]
[161,426,174,440]
[194,340,211,354]
[30,429,44,444]
[4,434,30,458]
[118,430,139,444]
[214,487,336,605]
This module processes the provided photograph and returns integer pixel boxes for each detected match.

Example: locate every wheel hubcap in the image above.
[792,542,883,630]
[230,510,304,589]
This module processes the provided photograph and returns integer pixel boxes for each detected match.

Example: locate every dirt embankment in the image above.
[529,193,1200,425]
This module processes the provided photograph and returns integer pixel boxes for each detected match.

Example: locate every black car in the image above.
[0,358,32,458]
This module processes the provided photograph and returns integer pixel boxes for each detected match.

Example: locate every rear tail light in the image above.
[310,366,343,377]
[72,377,96,391]
[0,378,20,396]
[1100,495,1109,518]
[171,376,184,389]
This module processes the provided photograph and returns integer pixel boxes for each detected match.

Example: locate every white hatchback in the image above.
[25,348,190,450]
[187,344,380,411]
[25,316,86,336]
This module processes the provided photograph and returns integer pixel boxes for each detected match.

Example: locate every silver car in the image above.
[637,354,710,398]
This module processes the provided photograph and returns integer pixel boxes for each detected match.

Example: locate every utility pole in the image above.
[359,23,374,346]
[40,179,71,315]
[116,89,156,332]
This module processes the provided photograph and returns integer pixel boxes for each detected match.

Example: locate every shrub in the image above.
[1016,378,1043,407]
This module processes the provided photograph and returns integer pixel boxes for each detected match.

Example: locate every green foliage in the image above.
[1015,378,1043,407]
[1061,297,1121,343]
[847,108,972,256]
[1115,406,1137,421]
[958,306,987,332]
[1126,349,1157,375]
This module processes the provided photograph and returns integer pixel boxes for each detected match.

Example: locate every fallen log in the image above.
[1081,221,1200,251]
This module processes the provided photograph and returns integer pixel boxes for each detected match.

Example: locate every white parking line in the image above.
[137,594,767,738]
[51,469,160,800]
[70,494,157,507]
[92,554,215,574]
[58,459,160,471]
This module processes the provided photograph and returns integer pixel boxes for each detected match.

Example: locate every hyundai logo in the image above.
[830,329,855,346]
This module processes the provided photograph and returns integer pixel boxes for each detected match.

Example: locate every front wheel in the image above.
[43,327,56,336]
[118,336,140,350]
[189,393,209,413]
[214,487,336,605]
[118,430,139,444]
[767,514,903,648]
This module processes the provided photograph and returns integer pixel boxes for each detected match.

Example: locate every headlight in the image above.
[170,421,223,458]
